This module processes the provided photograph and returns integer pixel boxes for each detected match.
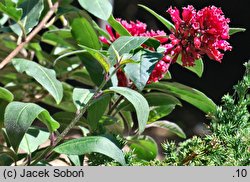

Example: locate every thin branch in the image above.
[17,21,27,41]
[108,95,124,115]
[0,1,60,69]
[47,0,53,8]
[30,66,122,166]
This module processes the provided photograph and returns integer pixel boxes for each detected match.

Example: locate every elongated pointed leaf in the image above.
[78,0,112,20]
[229,28,246,35]
[0,1,22,22]
[87,94,111,131]
[54,50,87,65]
[73,88,94,110]
[117,92,180,123]
[146,120,186,138]
[146,82,216,113]
[145,92,182,106]
[139,4,175,31]
[42,29,74,48]
[19,128,50,154]
[128,135,158,161]
[108,15,131,36]
[71,18,101,49]
[12,59,63,104]
[10,0,44,36]
[117,92,181,112]
[68,155,83,166]
[0,144,17,163]
[0,102,8,128]
[42,83,76,113]
[109,87,149,134]
[69,69,95,87]
[108,36,149,66]
[54,136,126,165]
[0,87,14,102]
[124,50,162,91]
[0,87,14,126]
[78,53,105,86]
[144,38,161,50]
[177,56,204,77]
[148,105,176,123]
[4,102,59,151]
[92,21,110,39]
[80,45,110,73]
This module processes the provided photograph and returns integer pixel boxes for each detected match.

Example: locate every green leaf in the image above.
[4,102,60,151]
[42,83,76,113]
[229,28,246,35]
[148,105,176,123]
[0,102,8,128]
[139,4,175,31]
[92,20,110,39]
[146,120,186,138]
[109,87,149,134]
[10,0,44,36]
[19,127,50,154]
[108,15,131,36]
[12,59,63,104]
[177,56,204,77]
[147,93,181,123]
[69,69,95,87]
[117,92,181,112]
[87,94,111,131]
[54,136,126,165]
[0,144,17,163]
[99,115,118,126]
[68,155,83,166]
[78,0,112,20]
[0,87,14,102]
[71,18,101,49]
[108,36,149,66]
[163,71,172,80]
[54,50,87,65]
[42,29,75,48]
[80,45,110,73]
[145,92,182,106]
[78,53,105,86]
[146,82,217,113]
[124,50,162,91]
[128,135,158,161]
[72,88,94,110]
[144,38,161,50]
[0,1,22,22]
[53,112,86,131]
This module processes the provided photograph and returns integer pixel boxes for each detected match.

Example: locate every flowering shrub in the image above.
[166,5,232,66]
[0,0,247,166]
[100,20,170,84]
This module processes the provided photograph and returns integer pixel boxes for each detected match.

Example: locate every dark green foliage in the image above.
[0,0,247,166]
[105,62,250,166]
[162,62,249,166]
[87,135,127,166]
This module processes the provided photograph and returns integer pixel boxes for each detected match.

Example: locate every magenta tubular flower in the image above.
[148,60,170,84]
[166,5,232,66]
[100,19,170,85]
[117,19,147,36]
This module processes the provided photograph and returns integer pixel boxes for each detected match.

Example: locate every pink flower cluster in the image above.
[100,19,168,44]
[100,19,170,86]
[166,5,232,66]
[99,5,232,86]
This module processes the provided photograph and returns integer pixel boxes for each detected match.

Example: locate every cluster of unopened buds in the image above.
[100,5,232,86]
